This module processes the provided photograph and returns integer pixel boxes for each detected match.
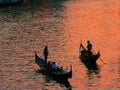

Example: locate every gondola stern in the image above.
[68,65,72,78]
[97,49,101,55]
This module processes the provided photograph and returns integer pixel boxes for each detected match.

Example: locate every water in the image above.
[0,0,120,90]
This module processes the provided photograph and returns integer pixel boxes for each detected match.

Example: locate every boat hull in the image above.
[35,52,72,79]
[80,51,100,64]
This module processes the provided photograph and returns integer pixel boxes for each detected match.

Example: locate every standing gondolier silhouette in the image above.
[87,40,92,55]
[43,46,49,64]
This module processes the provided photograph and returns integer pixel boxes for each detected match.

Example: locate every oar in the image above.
[92,49,105,64]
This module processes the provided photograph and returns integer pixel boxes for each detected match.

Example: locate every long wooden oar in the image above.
[92,49,105,64]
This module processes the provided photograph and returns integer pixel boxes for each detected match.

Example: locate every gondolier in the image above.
[43,46,49,64]
[86,40,92,55]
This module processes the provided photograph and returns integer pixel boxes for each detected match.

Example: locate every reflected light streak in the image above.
[63,0,120,89]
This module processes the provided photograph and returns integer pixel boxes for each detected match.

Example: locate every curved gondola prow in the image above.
[79,43,86,53]
[34,51,39,64]
[34,51,45,68]
[95,50,101,60]
[98,51,101,58]
[65,65,72,78]
[69,65,72,78]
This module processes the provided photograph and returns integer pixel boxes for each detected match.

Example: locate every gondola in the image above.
[79,43,100,64]
[35,52,72,79]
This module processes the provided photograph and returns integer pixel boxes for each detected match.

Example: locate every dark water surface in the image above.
[0,0,120,90]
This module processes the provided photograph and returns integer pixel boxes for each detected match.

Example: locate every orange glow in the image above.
[63,0,120,88]
[40,0,49,19]
[0,0,120,89]
[24,0,29,5]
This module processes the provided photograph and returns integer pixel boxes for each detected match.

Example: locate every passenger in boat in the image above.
[52,62,58,71]
[86,40,92,55]
[43,46,49,65]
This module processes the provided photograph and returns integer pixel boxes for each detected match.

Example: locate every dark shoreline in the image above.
[0,0,23,7]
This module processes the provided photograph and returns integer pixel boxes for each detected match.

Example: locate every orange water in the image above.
[0,0,120,90]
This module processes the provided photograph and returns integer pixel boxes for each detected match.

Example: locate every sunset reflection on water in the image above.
[63,0,120,89]
[0,0,120,90]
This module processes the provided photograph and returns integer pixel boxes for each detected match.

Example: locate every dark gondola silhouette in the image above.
[34,51,72,79]
[79,42,101,78]
[79,42,101,64]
